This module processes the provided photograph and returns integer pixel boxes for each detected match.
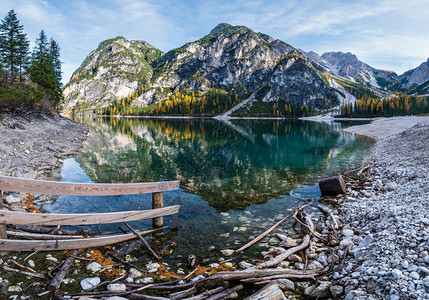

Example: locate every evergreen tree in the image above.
[0,9,29,85]
[28,30,62,107]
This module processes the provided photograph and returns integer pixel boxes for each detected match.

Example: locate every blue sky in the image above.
[1,0,429,83]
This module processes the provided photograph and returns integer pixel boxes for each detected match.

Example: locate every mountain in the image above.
[63,24,338,115]
[303,50,399,88]
[395,58,429,94]
[63,36,163,110]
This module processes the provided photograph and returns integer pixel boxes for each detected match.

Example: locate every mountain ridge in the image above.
[63,23,429,116]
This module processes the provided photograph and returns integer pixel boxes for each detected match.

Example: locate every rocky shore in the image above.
[337,116,429,299]
[0,113,88,180]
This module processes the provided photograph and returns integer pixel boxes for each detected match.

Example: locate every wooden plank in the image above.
[6,231,84,240]
[0,190,6,239]
[244,283,287,300]
[0,205,180,226]
[0,176,180,196]
[0,229,157,251]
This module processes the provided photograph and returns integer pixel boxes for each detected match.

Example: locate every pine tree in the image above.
[28,30,63,107]
[0,9,29,85]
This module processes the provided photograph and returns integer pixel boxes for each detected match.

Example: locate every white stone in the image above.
[146,262,160,270]
[80,277,100,290]
[209,263,219,268]
[128,268,142,278]
[46,254,58,263]
[107,283,126,292]
[86,262,102,273]
[28,260,35,268]
[221,249,235,256]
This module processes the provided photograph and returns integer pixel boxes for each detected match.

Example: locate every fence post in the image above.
[152,192,164,228]
[0,191,7,239]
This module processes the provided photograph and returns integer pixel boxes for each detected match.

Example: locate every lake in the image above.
[45,117,373,259]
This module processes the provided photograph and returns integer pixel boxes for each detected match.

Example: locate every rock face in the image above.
[63,24,338,114]
[304,50,399,88]
[63,36,163,111]
[395,58,429,94]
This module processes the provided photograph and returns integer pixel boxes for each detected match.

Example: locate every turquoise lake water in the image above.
[46,117,373,258]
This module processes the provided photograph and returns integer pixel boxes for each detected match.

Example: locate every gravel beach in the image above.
[0,113,88,180]
[338,116,429,299]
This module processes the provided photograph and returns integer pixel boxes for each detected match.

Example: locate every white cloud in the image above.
[1,0,429,80]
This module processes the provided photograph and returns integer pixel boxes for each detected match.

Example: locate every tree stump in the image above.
[319,175,346,196]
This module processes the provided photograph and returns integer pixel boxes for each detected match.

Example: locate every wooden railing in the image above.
[0,175,181,251]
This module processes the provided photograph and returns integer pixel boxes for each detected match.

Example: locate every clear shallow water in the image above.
[46,117,373,257]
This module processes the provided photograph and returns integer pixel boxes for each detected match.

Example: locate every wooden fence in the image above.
[0,175,180,251]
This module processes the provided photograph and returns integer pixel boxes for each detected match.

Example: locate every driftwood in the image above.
[357,165,372,176]
[317,204,338,231]
[6,230,84,240]
[3,266,44,278]
[48,250,79,294]
[319,175,346,196]
[8,259,44,277]
[0,228,159,251]
[205,285,243,300]
[124,222,160,259]
[255,234,310,269]
[244,283,286,300]
[185,286,226,300]
[7,224,94,235]
[235,202,304,254]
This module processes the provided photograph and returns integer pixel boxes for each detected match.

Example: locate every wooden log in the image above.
[235,202,304,254]
[48,250,79,293]
[244,283,286,300]
[319,175,346,196]
[0,175,180,196]
[0,205,180,225]
[0,191,6,239]
[255,234,310,269]
[7,224,94,235]
[152,192,164,228]
[6,231,84,240]
[0,229,158,251]
[205,284,243,300]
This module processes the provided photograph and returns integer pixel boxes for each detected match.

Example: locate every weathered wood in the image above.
[124,222,160,259]
[0,205,180,225]
[317,204,339,230]
[7,224,94,235]
[319,175,346,196]
[0,191,6,239]
[152,192,164,228]
[255,234,311,269]
[0,229,158,251]
[6,231,84,240]
[205,284,243,300]
[244,283,286,300]
[0,175,180,196]
[48,250,79,293]
[236,202,304,254]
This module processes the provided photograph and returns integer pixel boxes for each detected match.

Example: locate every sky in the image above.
[1,0,429,83]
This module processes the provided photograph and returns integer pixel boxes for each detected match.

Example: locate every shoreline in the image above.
[334,116,429,299]
[0,112,88,180]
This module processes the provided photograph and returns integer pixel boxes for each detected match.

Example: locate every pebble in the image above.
[107,283,126,292]
[221,249,235,256]
[80,277,100,290]
[86,262,102,272]
[338,124,429,299]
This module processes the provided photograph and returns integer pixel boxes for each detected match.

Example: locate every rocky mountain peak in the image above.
[209,23,234,35]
